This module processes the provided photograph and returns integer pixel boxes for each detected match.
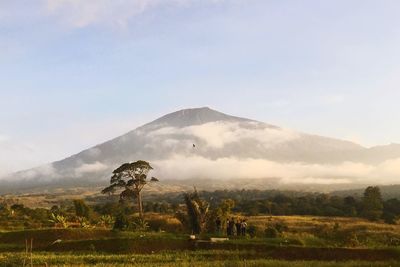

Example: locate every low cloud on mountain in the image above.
[147,121,300,149]
[2,108,400,191]
[153,155,400,185]
[75,161,109,177]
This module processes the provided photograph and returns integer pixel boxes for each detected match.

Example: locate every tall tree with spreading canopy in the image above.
[102,160,158,219]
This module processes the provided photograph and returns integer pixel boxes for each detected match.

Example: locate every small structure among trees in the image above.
[102,160,159,219]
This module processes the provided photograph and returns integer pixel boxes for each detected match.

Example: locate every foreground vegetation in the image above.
[1,215,400,265]
[2,250,400,267]
[1,178,400,266]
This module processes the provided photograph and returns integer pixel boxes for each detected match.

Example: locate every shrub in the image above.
[264,226,279,238]
[312,224,331,239]
[147,217,183,233]
[113,213,130,231]
[383,212,397,224]
[49,213,69,229]
[73,199,91,219]
[274,221,289,233]
[130,217,149,232]
[346,232,360,247]
[98,215,114,229]
[247,225,258,238]
[287,237,305,246]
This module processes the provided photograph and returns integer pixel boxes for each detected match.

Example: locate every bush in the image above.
[147,217,183,233]
[345,232,360,247]
[383,212,397,224]
[247,225,258,238]
[274,221,289,233]
[129,217,149,232]
[113,213,129,231]
[73,199,91,219]
[312,224,331,239]
[264,226,279,238]
[287,237,305,246]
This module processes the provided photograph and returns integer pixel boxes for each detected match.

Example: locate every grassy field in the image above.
[2,251,400,267]
[1,215,400,266]
[247,215,400,248]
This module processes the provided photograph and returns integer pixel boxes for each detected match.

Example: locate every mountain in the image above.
[2,107,400,193]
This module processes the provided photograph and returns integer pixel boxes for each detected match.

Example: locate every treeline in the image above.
[144,186,400,224]
[226,186,399,223]
[1,186,400,232]
[0,200,113,230]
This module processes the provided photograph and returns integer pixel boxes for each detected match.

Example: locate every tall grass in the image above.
[1,251,400,267]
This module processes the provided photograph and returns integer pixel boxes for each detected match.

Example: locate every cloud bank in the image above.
[141,122,400,184]
[153,155,400,185]
[75,161,108,177]
[3,120,400,187]
[6,155,400,185]
[147,121,300,149]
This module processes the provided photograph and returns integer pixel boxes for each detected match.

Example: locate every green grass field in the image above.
[2,251,400,267]
[1,215,400,266]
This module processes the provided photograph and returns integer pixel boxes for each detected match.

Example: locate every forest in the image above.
[0,186,398,232]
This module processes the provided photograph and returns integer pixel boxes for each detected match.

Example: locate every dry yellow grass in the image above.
[246,215,400,248]
[248,215,400,231]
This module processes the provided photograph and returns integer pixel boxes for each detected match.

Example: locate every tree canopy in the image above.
[102,160,158,219]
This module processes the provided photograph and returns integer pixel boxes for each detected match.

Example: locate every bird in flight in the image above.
[193,144,196,148]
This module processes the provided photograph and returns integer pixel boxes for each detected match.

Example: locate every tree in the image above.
[362,186,383,221]
[73,199,91,219]
[183,189,210,234]
[206,199,235,233]
[343,196,358,217]
[383,198,400,224]
[113,212,130,230]
[102,160,158,219]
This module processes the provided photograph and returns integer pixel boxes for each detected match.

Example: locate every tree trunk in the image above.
[137,192,144,219]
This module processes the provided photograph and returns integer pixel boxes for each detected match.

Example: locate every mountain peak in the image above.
[146,107,252,128]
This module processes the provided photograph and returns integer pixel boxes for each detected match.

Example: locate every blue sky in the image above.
[1,0,400,175]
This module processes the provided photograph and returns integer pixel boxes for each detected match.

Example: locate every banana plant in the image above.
[77,216,91,228]
[99,215,114,229]
[49,213,69,229]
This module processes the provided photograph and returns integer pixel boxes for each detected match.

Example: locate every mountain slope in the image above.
[2,107,400,192]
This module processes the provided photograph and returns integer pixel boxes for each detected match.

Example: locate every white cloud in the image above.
[75,161,108,176]
[16,164,59,181]
[373,158,400,183]
[152,155,400,185]
[148,121,300,149]
[84,147,102,158]
[44,0,226,28]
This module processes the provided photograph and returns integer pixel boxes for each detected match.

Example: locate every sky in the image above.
[1,0,400,176]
